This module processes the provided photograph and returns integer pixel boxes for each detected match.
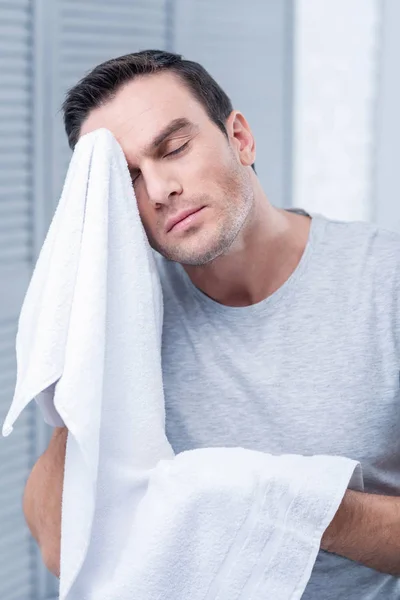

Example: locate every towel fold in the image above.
[2,128,363,600]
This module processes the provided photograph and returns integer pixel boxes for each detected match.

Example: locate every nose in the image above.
[142,163,182,207]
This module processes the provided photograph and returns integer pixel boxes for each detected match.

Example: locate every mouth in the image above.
[166,206,206,233]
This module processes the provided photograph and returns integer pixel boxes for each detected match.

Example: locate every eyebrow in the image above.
[145,118,194,153]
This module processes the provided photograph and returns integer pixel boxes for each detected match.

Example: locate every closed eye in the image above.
[165,141,190,158]
[131,172,141,183]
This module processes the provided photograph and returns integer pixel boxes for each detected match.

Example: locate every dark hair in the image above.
[62,49,255,171]
[63,49,234,149]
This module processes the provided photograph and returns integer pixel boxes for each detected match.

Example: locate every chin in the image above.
[162,238,229,266]
[154,217,241,265]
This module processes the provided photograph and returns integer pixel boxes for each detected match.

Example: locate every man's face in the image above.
[80,72,254,265]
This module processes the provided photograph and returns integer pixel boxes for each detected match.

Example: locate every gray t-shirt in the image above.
[157,211,400,599]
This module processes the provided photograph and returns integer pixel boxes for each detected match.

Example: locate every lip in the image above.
[165,206,205,233]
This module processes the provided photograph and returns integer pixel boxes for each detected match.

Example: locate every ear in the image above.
[225,111,256,167]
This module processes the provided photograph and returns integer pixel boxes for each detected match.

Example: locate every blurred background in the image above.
[0,0,399,598]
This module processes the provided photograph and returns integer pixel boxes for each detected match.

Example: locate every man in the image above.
[24,50,400,598]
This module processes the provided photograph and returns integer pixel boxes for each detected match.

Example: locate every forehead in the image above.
[79,71,208,152]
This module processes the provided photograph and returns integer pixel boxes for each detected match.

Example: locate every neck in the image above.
[183,186,311,307]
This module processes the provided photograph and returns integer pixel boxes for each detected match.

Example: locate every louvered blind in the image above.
[0,1,37,599]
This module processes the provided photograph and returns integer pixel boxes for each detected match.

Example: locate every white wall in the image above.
[292,0,381,221]
[374,0,400,232]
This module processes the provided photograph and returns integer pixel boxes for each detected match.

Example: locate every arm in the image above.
[23,426,67,578]
[321,489,400,575]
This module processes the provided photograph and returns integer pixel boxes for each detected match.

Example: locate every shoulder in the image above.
[318,216,400,336]
[318,215,400,282]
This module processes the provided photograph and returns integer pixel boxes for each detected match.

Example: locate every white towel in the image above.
[2,128,363,600]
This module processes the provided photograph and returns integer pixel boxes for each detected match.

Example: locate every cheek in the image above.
[184,145,231,192]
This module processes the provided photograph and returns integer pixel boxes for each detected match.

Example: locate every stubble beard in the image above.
[149,165,255,266]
